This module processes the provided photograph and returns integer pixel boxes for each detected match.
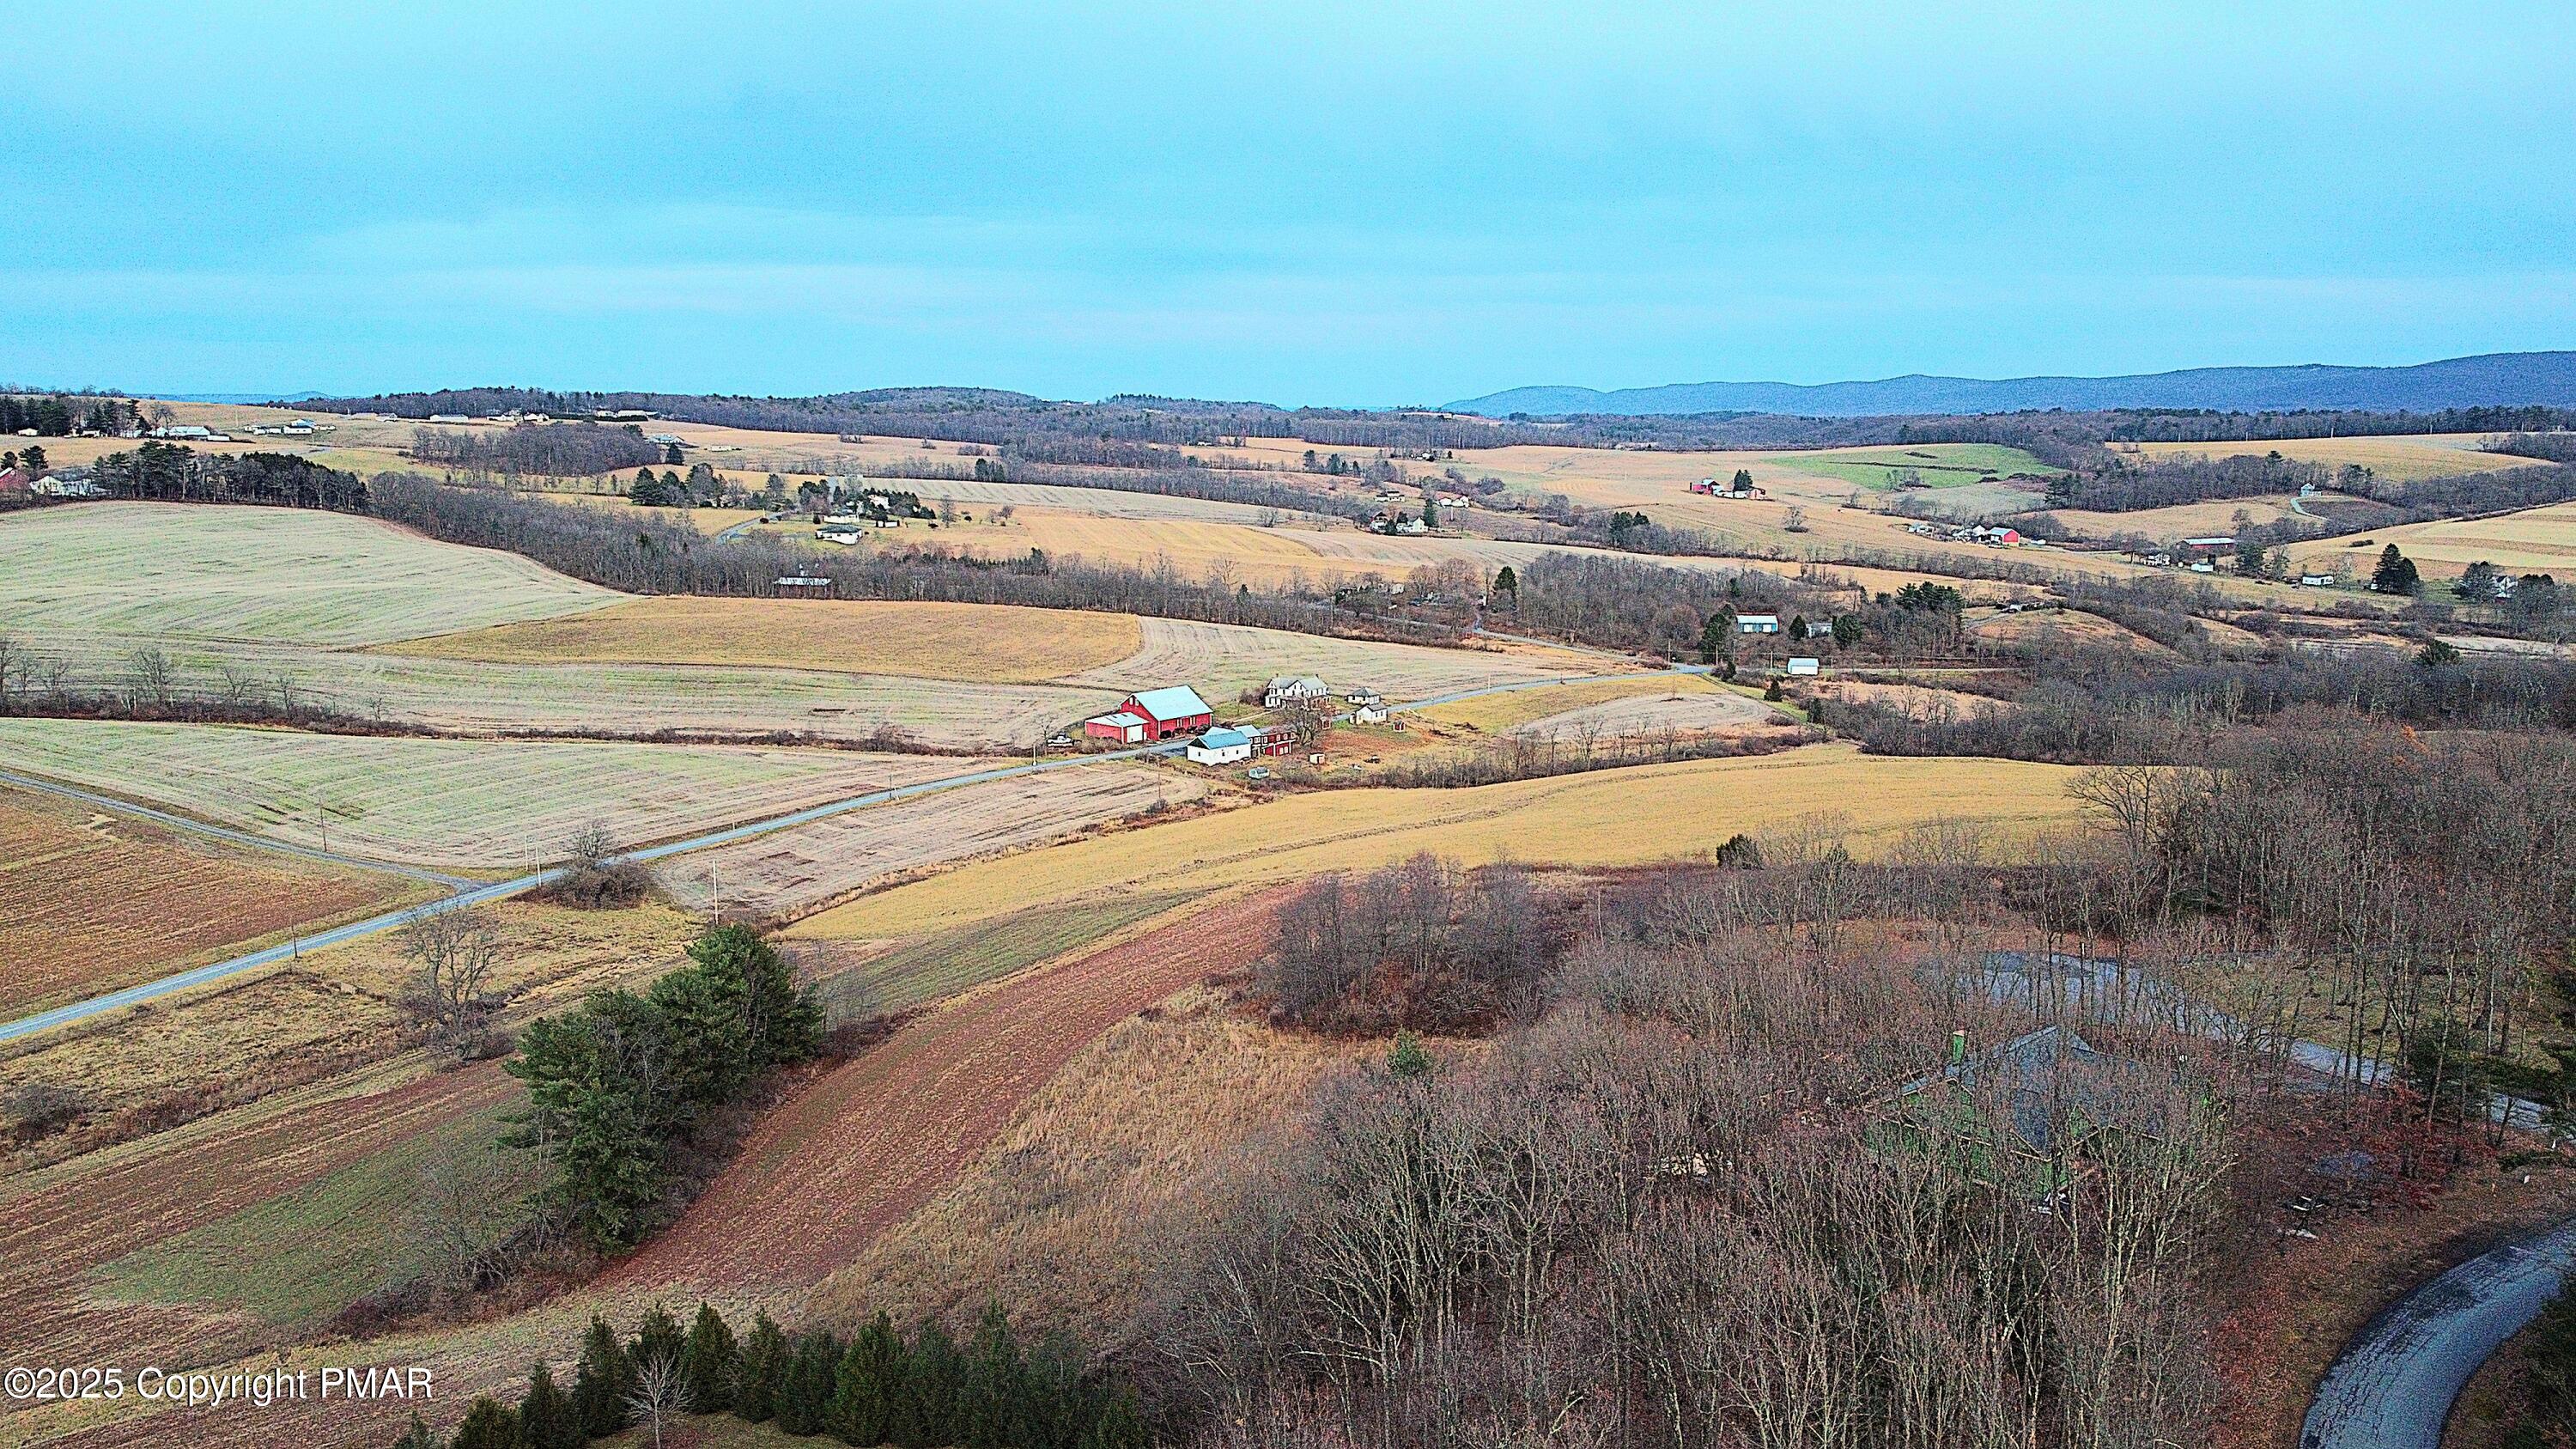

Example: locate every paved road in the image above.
[0,659,1687,1045]
[2303,1219,2576,1449]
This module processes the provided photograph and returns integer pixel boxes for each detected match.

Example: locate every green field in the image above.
[1764,442,2063,491]
[0,502,616,645]
[89,1104,540,1331]
[0,719,978,868]
[816,891,1202,1020]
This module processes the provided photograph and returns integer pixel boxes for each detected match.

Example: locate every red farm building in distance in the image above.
[1084,685,1215,743]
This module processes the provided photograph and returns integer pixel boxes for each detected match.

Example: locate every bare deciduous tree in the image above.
[398,908,504,1059]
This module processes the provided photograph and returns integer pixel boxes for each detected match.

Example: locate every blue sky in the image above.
[5,2,2573,405]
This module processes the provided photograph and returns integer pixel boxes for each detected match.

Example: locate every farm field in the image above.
[812,981,1371,1337]
[801,890,1204,1022]
[1966,606,2175,654]
[2131,432,2546,482]
[1505,685,1778,741]
[2044,493,2318,538]
[884,505,1410,588]
[792,746,2093,942]
[385,596,1145,684]
[11,635,1111,752]
[654,764,1210,920]
[0,785,427,1018]
[0,502,615,645]
[1069,615,1588,701]
[0,721,979,868]
[1763,441,2063,490]
[2288,499,2576,581]
[1411,670,1722,733]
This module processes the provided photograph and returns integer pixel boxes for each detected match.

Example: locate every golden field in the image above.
[789,745,2093,941]
[1410,670,1723,733]
[2131,433,2546,483]
[381,595,1145,684]
[2289,500,2576,581]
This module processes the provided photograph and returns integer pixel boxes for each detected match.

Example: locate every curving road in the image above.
[0,663,1649,1045]
[2303,1219,2576,1449]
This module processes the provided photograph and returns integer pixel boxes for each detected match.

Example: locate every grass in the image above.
[2134,433,2543,484]
[0,502,617,646]
[0,785,427,1017]
[87,1102,540,1330]
[2290,499,2576,581]
[810,983,1369,1339]
[1763,442,2065,491]
[812,890,1204,1021]
[0,720,978,869]
[879,506,1401,589]
[385,596,1144,685]
[790,745,2092,941]
[1411,672,1718,733]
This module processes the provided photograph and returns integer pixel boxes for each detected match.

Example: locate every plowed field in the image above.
[1069,616,1578,701]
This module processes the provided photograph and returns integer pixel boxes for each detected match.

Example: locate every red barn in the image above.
[1114,685,1214,740]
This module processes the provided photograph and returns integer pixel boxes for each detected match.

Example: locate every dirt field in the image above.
[792,746,2091,941]
[1068,616,1587,702]
[2133,433,2547,484]
[0,502,616,646]
[810,982,1372,1339]
[0,721,980,868]
[0,786,424,1018]
[2289,499,2576,581]
[1506,686,1777,741]
[1410,672,1722,733]
[653,764,1210,919]
[384,596,1144,684]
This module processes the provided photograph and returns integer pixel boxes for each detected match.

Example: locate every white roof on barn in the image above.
[1091,711,1146,729]
[1129,685,1212,719]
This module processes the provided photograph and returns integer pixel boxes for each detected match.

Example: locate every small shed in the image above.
[775,575,835,599]
[1785,657,1820,677]
[1084,711,1150,745]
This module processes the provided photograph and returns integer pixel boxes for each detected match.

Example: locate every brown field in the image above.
[382,595,1144,685]
[1505,686,1778,741]
[0,786,425,1018]
[653,764,1212,919]
[1966,606,2174,654]
[874,506,1405,588]
[792,746,2092,942]
[2288,499,2576,581]
[1068,615,1588,702]
[809,982,1374,1339]
[1812,679,2014,720]
[2046,494,2317,538]
[2131,433,2546,483]
[1410,671,1721,733]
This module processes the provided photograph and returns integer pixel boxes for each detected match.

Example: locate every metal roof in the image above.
[1128,685,1212,720]
[1091,711,1146,728]
[1196,727,1253,748]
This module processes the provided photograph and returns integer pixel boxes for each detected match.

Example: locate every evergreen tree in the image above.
[629,1303,688,1381]
[572,1314,636,1436]
[448,1397,526,1449]
[1022,1329,1086,1449]
[1831,613,1862,648]
[685,924,823,1070]
[1787,614,1809,640]
[1731,467,1754,492]
[2373,543,2421,594]
[1491,564,1517,604]
[959,1304,1030,1449]
[1698,612,1730,666]
[896,1318,963,1448]
[832,1312,907,1446]
[1079,1388,1149,1449]
[737,1310,789,1423]
[519,1360,581,1449]
[777,1330,844,1435]
[683,1301,741,1413]
[1388,1030,1434,1079]
[392,1411,440,1449]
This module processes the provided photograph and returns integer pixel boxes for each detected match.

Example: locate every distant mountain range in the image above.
[1447,350,2576,419]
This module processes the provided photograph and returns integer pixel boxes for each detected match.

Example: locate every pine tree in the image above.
[519,1360,581,1449]
[777,1330,843,1435]
[573,1313,636,1436]
[2373,543,2421,595]
[683,1301,740,1413]
[629,1303,688,1383]
[896,1318,963,1448]
[1388,1031,1435,1079]
[959,1303,1030,1449]
[1787,614,1809,641]
[392,1411,439,1449]
[832,1312,906,1445]
[1080,1388,1150,1449]
[736,1310,789,1422]
[447,1396,526,1449]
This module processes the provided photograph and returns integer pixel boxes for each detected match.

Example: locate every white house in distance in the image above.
[1736,613,1782,635]
[1264,674,1328,709]
[2299,571,2338,588]
[1785,657,1821,676]
[1187,726,1255,765]
[1353,702,1390,725]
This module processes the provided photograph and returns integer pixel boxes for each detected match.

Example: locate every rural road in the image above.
[2303,1219,2576,1449]
[0,662,1646,1045]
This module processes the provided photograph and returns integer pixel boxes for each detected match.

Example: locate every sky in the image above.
[5,2,2574,406]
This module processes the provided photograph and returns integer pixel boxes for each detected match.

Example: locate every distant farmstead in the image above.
[1264,674,1328,708]
[774,575,835,599]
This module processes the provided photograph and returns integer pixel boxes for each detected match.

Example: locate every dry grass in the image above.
[2133,433,2544,483]
[1069,615,1582,702]
[791,745,2091,941]
[891,506,1402,588]
[0,502,616,646]
[1505,687,1778,741]
[1411,672,1722,734]
[811,983,1370,1340]
[0,720,978,869]
[2047,494,2315,538]
[1967,606,2174,654]
[655,764,1210,920]
[385,596,1143,685]
[0,786,427,1017]
[2289,499,2576,581]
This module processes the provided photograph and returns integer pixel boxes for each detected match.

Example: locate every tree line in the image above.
[0,393,133,437]
[400,1300,1143,1449]
[410,422,665,477]
[91,442,372,510]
